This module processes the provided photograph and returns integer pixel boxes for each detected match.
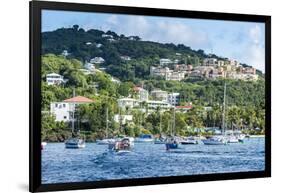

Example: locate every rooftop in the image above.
[63,96,93,103]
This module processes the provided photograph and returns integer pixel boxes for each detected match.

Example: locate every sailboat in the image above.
[97,107,115,145]
[154,111,167,144]
[202,83,228,145]
[165,108,180,150]
[226,123,239,143]
[65,91,87,149]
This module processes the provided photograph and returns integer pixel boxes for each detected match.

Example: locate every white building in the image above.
[50,96,93,122]
[229,59,240,67]
[61,50,69,57]
[203,58,217,66]
[114,114,133,124]
[150,66,172,77]
[96,43,102,48]
[160,58,173,66]
[168,93,180,106]
[85,62,95,71]
[117,98,140,109]
[46,73,64,85]
[117,97,171,110]
[166,71,185,81]
[50,102,73,122]
[102,34,114,39]
[151,89,168,101]
[120,56,131,61]
[146,100,171,109]
[90,57,105,64]
[217,60,225,66]
[134,87,149,101]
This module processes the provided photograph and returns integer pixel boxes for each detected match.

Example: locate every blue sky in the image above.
[42,10,265,72]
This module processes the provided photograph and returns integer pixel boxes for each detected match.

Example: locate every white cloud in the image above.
[245,25,265,72]
[101,15,211,50]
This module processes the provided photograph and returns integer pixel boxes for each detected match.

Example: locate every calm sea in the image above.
[42,137,265,184]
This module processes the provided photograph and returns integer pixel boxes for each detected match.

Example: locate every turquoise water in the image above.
[42,138,265,184]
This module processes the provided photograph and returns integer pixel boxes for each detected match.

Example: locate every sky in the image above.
[42,10,265,72]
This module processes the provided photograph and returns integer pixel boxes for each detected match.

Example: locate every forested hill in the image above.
[42,25,210,62]
[42,25,262,81]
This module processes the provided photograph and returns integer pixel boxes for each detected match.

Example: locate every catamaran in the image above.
[202,83,228,145]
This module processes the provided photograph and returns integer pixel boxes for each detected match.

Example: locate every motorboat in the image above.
[181,136,199,145]
[65,138,86,149]
[165,137,181,150]
[96,138,115,145]
[108,137,134,153]
[135,134,154,143]
[202,135,227,145]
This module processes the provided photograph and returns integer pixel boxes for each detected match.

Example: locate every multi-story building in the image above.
[90,57,105,64]
[229,59,240,67]
[160,58,173,66]
[203,58,217,66]
[50,96,93,122]
[46,73,65,85]
[168,93,180,106]
[166,71,185,81]
[150,66,172,77]
[133,87,149,101]
[117,98,140,109]
[151,89,168,101]
[217,60,225,66]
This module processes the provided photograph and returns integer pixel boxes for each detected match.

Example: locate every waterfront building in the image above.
[50,96,93,122]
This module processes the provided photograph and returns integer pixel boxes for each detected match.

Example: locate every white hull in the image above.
[135,138,154,143]
[202,136,227,145]
[181,140,198,145]
[65,138,86,149]
[97,138,115,145]
[202,140,226,145]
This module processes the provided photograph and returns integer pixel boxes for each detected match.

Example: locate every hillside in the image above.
[42,25,262,81]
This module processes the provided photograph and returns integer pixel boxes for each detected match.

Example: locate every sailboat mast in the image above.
[159,112,162,134]
[106,107,109,138]
[173,107,176,136]
[222,83,226,135]
[71,89,76,133]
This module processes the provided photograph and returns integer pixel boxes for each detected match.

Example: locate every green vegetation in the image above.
[41,26,266,142]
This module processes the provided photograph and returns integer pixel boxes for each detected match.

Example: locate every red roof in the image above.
[63,96,93,103]
[133,86,142,92]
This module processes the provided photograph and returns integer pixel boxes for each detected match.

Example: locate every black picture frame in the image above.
[29,1,271,192]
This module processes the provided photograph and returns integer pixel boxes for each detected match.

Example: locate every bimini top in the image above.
[63,96,93,103]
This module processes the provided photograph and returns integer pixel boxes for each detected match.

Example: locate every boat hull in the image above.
[202,139,227,145]
[65,138,86,149]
